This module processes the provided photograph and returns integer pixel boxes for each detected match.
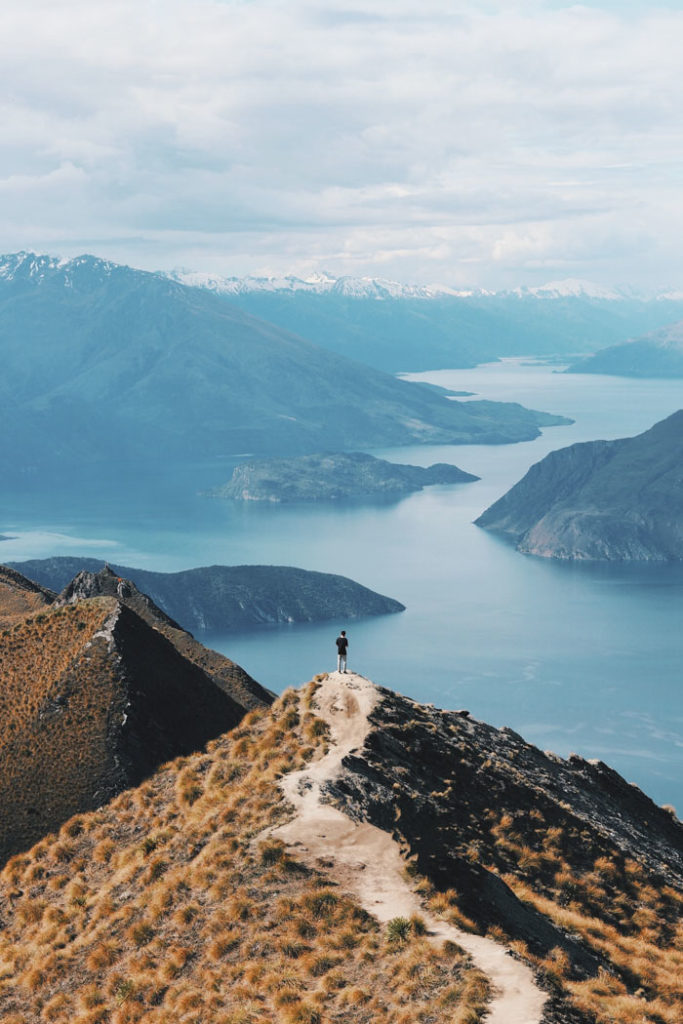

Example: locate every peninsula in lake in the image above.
[9,558,405,632]
[475,410,683,561]
[567,319,683,377]
[206,451,479,503]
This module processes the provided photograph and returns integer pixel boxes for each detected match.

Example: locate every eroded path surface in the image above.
[273,671,548,1024]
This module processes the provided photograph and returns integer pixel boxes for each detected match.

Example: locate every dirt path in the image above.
[272,671,548,1024]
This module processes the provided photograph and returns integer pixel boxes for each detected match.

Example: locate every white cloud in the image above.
[0,1,682,287]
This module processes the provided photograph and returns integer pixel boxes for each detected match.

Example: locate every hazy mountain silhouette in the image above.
[567,319,683,377]
[0,253,570,484]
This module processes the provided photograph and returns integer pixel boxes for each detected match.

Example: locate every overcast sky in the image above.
[2,0,682,289]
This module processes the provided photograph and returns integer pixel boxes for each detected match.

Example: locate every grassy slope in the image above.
[0,600,125,859]
[1,676,680,1024]
[0,683,489,1024]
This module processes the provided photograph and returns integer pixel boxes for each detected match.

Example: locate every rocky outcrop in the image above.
[206,451,479,502]
[0,566,270,861]
[10,559,406,632]
[327,684,682,954]
[475,410,683,560]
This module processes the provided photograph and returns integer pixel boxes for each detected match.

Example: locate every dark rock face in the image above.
[55,566,271,708]
[475,410,683,560]
[10,559,406,632]
[326,687,682,972]
[207,451,479,503]
[0,566,270,862]
[567,320,683,378]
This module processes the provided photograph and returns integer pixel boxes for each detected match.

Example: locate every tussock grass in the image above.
[0,599,124,858]
[0,683,486,1024]
[486,811,683,1024]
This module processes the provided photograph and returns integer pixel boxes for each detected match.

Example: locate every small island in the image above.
[206,451,479,503]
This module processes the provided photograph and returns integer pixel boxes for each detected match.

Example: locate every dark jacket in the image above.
[335,635,348,654]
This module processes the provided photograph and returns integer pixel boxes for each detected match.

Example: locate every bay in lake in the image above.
[2,360,682,808]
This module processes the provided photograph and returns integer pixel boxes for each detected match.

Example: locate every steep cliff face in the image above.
[0,568,270,861]
[475,410,683,560]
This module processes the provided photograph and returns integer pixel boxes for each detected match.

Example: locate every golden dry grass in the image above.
[0,599,125,857]
[481,810,683,1024]
[0,681,490,1024]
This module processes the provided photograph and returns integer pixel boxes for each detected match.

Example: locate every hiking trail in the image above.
[272,671,548,1024]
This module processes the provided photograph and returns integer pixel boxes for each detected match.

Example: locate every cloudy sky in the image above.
[2,0,683,289]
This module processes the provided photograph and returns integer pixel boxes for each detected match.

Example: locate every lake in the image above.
[2,360,682,809]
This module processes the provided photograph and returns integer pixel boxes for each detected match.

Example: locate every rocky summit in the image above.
[475,409,683,560]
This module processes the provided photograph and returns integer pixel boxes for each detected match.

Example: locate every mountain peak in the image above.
[0,251,125,290]
[166,266,475,300]
[512,278,627,300]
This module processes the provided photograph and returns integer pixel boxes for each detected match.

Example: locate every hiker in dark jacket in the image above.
[335,630,348,673]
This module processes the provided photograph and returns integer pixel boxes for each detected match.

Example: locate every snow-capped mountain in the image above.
[0,253,663,304]
[167,268,476,300]
[5,251,683,375]
[0,251,123,289]
[168,268,668,303]
[510,279,649,301]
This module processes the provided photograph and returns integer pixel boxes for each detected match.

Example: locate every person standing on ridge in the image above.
[335,630,348,673]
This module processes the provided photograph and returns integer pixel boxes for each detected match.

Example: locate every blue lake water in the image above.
[2,360,682,809]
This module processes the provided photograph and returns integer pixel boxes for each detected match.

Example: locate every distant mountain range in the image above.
[169,266,683,372]
[168,268,665,302]
[567,320,683,377]
[0,252,572,483]
[476,410,683,560]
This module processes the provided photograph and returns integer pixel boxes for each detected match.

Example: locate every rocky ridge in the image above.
[0,564,54,626]
[0,672,680,1024]
[0,565,270,861]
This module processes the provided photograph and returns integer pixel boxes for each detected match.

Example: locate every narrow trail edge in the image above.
[271,672,548,1024]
